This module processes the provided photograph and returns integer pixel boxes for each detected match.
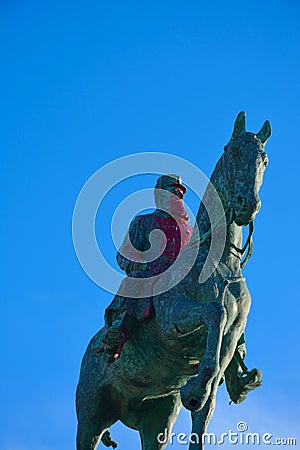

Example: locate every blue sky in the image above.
[1,1,300,449]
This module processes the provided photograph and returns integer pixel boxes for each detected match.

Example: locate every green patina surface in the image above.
[76,112,271,450]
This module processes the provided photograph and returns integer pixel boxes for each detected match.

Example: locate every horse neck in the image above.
[192,155,243,275]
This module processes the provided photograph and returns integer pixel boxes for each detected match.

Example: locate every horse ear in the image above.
[257,120,272,144]
[232,111,246,138]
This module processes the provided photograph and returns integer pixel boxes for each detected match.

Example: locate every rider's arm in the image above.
[116,215,149,276]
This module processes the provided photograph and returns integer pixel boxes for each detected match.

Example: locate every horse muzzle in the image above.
[233,196,261,226]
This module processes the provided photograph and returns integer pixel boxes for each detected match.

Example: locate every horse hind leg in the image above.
[137,394,182,450]
[76,409,118,450]
[76,383,118,450]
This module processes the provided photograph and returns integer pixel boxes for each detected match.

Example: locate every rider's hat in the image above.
[155,174,187,194]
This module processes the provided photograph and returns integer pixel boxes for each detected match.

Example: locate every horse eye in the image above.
[231,147,242,158]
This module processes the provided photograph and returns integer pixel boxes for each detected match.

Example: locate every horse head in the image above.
[222,111,271,226]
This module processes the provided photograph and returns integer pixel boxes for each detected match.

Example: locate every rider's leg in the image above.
[100,312,134,365]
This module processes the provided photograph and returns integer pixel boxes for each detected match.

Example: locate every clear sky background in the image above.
[1,1,300,449]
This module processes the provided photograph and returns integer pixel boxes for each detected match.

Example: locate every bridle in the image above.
[220,141,256,269]
[195,206,254,270]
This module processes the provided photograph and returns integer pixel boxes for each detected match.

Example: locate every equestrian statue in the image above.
[76,112,271,450]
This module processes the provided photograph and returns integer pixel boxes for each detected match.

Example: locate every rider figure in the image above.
[100,174,192,362]
[96,174,262,404]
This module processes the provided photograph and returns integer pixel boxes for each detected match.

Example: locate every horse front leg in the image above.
[188,396,217,450]
[188,317,254,449]
[180,301,227,412]
[187,326,242,450]
[155,292,227,412]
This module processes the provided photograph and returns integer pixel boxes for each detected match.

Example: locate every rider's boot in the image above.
[93,312,133,365]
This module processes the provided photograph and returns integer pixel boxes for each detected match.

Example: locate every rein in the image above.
[196,206,231,247]
[194,207,254,270]
[240,221,254,268]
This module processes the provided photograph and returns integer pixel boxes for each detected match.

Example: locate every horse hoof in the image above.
[229,368,263,404]
[187,397,202,411]
[180,381,208,412]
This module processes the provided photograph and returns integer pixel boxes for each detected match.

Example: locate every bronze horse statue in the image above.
[76,112,271,450]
